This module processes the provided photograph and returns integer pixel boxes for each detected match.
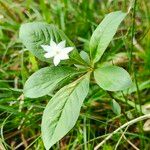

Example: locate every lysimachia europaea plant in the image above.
[19,11,132,150]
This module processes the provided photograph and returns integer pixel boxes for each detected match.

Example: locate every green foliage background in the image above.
[0,0,150,149]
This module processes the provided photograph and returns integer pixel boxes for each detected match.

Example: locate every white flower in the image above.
[41,39,74,66]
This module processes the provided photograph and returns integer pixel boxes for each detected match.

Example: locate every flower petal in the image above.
[53,56,61,66]
[58,40,66,49]
[63,47,74,54]
[41,45,51,52]
[50,39,57,47]
[44,52,55,58]
[59,53,69,60]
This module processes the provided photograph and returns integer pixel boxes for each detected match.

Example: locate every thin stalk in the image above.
[130,0,145,148]
[94,114,150,150]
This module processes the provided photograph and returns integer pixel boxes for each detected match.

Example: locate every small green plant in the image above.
[19,11,132,150]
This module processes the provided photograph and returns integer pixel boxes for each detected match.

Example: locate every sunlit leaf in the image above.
[90,11,126,63]
[24,66,80,98]
[94,66,132,91]
[19,22,86,65]
[41,74,90,149]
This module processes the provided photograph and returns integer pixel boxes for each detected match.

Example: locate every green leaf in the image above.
[80,51,90,65]
[111,99,121,115]
[41,74,90,150]
[94,66,132,91]
[90,11,126,63]
[24,66,80,98]
[19,22,86,65]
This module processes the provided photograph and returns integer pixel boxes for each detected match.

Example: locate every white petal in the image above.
[41,45,51,52]
[63,47,74,54]
[59,53,69,60]
[44,52,55,58]
[53,56,61,66]
[58,40,66,49]
[50,39,57,47]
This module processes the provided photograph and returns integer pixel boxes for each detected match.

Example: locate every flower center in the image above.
[55,50,60,55]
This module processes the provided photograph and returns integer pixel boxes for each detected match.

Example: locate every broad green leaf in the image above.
[111,99,121,115]
[90,11,126,63]
[24,66,80,98]
[41,74,90,150]
[94,66,132,91]
[19,22,86,65]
